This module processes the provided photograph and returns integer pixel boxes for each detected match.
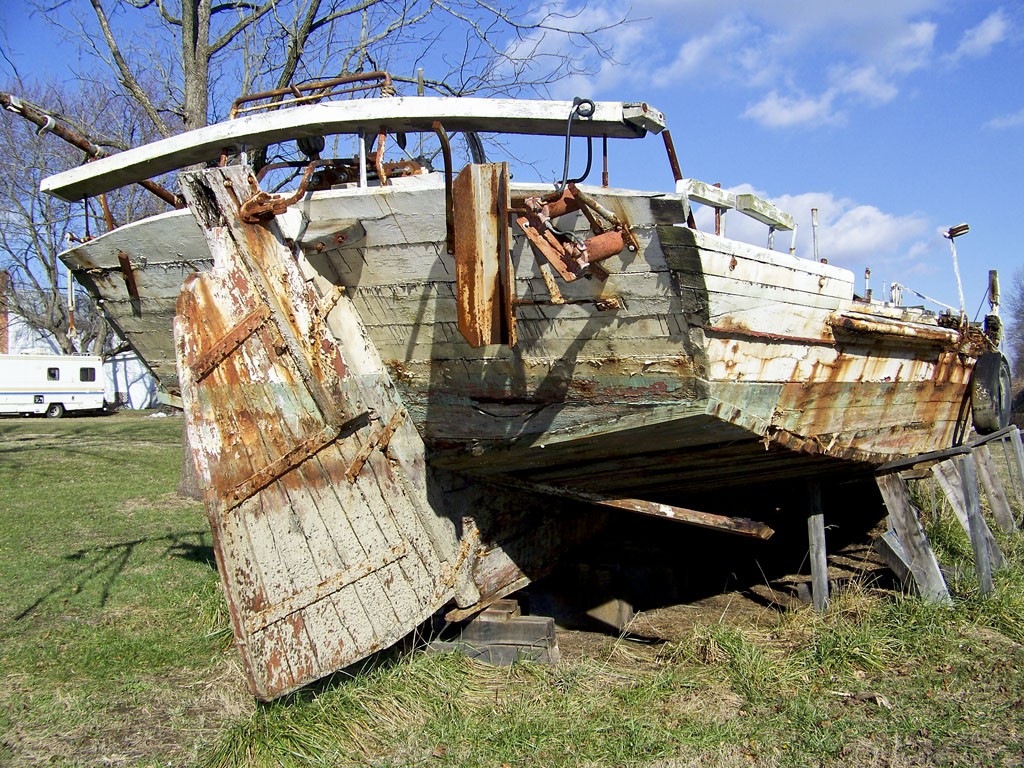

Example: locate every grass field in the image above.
[2,412,1024,767]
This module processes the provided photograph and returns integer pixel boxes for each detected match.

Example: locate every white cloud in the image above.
[946,9,1010,64]
[875,20,937,73]
[742,91,843,129]
[615,3,951,130]
[691,185,931,276]
[987,108,1024,129]
[651,16,759,86]
[831,65,899,106]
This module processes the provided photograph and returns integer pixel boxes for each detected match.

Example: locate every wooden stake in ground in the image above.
[805,481,829,612]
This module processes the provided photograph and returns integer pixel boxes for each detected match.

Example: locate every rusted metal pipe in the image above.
[98,193,117,231]
[432,121,455,254]
[229,71,394,118]
[0,92,183,211]
[661,129,683,182]
[602,135,609,187]
[580,230,625,264]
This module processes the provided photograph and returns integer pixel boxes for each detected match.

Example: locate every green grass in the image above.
[3,414,1024,766]
[0,412,230,766]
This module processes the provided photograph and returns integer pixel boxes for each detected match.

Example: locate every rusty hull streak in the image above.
[194,304,272,381]
[705,321,834,347]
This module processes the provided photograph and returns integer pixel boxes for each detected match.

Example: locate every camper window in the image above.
[47,367,59,381]
[80,367,96,382]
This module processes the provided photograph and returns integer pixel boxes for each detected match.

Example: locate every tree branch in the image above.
[88,0,172,137]
[209,0,279,54]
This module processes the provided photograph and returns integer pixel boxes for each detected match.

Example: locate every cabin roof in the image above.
[41,97,666,202]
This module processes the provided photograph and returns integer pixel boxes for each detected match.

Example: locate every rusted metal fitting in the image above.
[230,71,395,118]
[541,187,582,218]
[240,163,316,223]
[580,230,625,264]
[517,184,632,282]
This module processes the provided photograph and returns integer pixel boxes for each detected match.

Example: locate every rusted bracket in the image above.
[486,475,775,539]
[515,185,629,282]
[374,131,389,185]
[317,285,346,317]
[116,251,141,314]
[240,162,316,223]
[432,121,455,254]
[224,413,371,512]
[193,305,272,382]
[346,408,407,482]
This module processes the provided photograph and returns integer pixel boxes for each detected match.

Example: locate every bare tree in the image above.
[36,0,624,133]
[1005,268,1024,386]
[0,81,164,353]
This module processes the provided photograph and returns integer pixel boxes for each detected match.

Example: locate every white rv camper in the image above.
[0,353,107,417]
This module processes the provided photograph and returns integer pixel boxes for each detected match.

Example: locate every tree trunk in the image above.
[181,0,212,131]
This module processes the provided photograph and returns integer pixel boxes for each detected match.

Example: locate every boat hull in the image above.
[61,165,982,698]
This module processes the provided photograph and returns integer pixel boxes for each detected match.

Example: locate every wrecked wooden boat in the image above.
[42,82,1010,699]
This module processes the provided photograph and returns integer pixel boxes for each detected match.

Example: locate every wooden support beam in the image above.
[1008,428,1024,511]
[805,482,829,612]
[932,456,1004,585]
[959,455,995,596]
[973,444,1016,533]
[874,529,912,587]
[875,473,950,604]
[485,475,774,539]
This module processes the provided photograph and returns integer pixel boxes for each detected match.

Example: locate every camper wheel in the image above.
[45,403,65,419]
[971,352,1012,434]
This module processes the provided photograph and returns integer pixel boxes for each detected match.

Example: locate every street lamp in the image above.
[943,223,969,322]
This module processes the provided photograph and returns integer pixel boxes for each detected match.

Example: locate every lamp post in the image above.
[943,223,969,324]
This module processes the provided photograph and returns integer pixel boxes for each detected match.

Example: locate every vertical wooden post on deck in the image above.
[805,482,829,612]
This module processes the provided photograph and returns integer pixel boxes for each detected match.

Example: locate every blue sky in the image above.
[2,1,1022,318]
